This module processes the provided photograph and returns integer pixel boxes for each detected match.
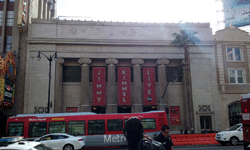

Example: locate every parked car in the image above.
[0,141,52,150]
[215,123,243,145]
[34,133,85,150]
[0,136,23,147]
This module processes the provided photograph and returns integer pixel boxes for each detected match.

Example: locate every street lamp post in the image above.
[37,51,57,113]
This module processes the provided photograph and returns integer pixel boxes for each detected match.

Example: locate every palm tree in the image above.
[171,29,200,131]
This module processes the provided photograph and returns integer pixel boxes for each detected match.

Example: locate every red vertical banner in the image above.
[143,67,156,105]
[170,106,181,125]
[118,67,131,106]
[92,67,106,106]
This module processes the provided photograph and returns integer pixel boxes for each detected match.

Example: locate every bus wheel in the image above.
[230,137,239,146]
[63,144,74,150]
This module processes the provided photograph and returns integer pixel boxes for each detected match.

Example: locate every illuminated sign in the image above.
[0,52,16,107]
[223,0,250,27]
[17,0,28,32]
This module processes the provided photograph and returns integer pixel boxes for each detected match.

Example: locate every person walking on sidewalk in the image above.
[154,125,174,150]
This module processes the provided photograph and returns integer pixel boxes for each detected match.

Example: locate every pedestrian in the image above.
[191,128,194,134]
[184,128,188,134]
[123,117,151,150]
[180,129,183,134]
[154,125,174,150]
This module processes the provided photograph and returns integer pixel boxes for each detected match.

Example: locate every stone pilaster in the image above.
[105,58,118,113]
[54,58,64,113]
[157,59,170,110]
[78,58,92,112]
[132,59,144,113]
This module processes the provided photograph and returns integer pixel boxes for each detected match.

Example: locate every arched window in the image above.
[228,101,242,126]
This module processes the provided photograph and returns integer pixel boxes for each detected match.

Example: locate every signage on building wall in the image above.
[198,105,211,111]
[143,67,156,105]
[170,106,181,125]
[92,67,106,106]
[223,0,250,27]
[118,67,131,106]
[0,52,16,107]
[17,0,28,32]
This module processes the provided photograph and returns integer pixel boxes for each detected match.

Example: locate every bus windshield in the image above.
[8,122,23,136]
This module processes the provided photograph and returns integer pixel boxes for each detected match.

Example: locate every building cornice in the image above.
[31,18,210,28]
[27,38,214,46]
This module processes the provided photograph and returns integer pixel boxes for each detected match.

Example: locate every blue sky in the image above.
[57,0,218,34]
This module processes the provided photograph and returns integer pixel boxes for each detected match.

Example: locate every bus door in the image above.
[241,94,250,150]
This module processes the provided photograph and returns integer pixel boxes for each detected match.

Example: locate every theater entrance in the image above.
[143,106,157,112]
[92,106,106,114]
[118,106,131,113]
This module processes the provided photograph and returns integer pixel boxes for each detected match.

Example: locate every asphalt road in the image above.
[111,144,244,150]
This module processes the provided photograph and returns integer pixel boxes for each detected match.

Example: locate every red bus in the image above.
[241,94,250,150]
[6,111,168,149]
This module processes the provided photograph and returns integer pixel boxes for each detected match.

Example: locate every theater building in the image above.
[23,19,222,133]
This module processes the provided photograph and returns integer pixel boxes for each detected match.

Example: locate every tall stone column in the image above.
[105,58,118,113]
[54,58,64,113]
[43,0,47,19]
[157,59,169,110]
[38,0,43,19]
[78,58,91,112]
[132,59,144,113]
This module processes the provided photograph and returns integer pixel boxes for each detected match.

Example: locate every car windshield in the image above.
[225,124,241,131]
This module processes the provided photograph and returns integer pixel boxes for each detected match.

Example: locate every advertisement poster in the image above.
[92,67,106,106]
[223,0,250,27]
[118,67,131,105]
[143,67,156,105]
[170,106,181,125]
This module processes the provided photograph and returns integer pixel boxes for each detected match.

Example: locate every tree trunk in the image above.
[184,46,193,131]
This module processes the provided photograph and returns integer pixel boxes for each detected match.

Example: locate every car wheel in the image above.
[230,137,239,146]
[63,144,74,150]
[219,141,227,146]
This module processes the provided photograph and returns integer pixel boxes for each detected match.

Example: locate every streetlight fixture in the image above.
[37,51,57,113]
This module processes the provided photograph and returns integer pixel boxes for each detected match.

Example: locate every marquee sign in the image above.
[0,52,16,107]
[118,67,131,106]
[223,0,250,27]
[92,67,106,106]
[17,0,28,32]
[143,67,156,105]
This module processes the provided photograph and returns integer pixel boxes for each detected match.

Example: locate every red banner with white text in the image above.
[143,67,156,105]
[92,67,106,106]
[118,67,131,105]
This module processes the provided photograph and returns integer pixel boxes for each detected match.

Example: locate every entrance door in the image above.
[117,106,131,113]
[143,106,157,112]
[200,116,212,133]
[0,112,7,137]
[92,107,106,114]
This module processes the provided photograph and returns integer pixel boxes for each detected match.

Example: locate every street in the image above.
[110,144,244,150]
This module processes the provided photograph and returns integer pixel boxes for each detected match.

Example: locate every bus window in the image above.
[88,120,105,135]
[68,121,86,136]
[107,119,123,131]
[49,121,66,134]
[8,122,23,136]
[141,119,156,130]
[29,122,47,137]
